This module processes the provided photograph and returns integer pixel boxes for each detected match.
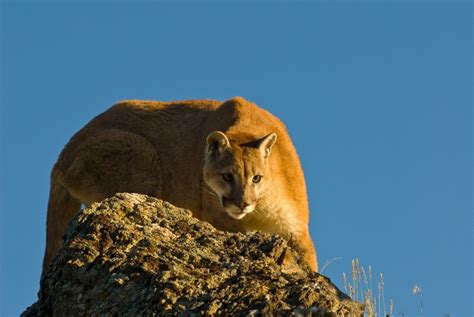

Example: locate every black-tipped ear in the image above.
[206,131,230,154]
[258,133,277,158]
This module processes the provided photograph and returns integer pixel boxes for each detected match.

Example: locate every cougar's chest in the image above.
[242,201,304,238]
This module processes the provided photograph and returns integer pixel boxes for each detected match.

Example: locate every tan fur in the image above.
[43,97,318,274]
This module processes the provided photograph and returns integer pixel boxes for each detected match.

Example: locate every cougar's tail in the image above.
[42,164,81,276]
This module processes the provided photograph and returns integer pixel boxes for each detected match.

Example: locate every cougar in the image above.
[43,97,318,274]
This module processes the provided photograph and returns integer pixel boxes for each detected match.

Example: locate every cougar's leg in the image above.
[42,165,81,275]
[43,130,162,275]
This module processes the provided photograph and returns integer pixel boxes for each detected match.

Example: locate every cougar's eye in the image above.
[252,175,262,183]
[222,173,234,182]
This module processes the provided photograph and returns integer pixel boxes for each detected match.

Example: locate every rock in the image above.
[23,193,364,316]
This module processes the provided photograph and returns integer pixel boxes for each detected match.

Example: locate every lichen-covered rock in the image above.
[23,193,364,316]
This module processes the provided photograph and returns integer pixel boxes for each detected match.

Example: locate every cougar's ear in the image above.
[206,131,230,154]
[258,133,277,158]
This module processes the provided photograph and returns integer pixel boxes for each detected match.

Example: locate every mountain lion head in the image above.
[203,131,277,220]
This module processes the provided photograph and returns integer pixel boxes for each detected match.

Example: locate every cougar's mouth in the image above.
[221,196,254,220]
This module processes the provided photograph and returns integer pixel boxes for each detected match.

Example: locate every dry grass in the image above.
[343,259,393,317]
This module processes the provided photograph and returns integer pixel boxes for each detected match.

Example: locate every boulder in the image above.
[23,193,363,316]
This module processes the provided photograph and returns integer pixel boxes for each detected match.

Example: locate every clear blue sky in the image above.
[1,1,472,315]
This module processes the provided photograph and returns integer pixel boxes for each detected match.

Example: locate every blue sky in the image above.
[1,1,472,315]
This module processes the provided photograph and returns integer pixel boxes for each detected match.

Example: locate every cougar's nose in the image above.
[234,201,250,210]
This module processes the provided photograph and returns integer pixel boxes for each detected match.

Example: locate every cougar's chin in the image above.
[222,208,243,219]
[226,209,247,220]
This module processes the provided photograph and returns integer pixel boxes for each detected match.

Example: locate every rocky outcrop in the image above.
[23,193,363,316]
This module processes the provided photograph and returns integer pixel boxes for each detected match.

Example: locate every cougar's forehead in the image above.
[209,146,266,175]
[230,147,266,176]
